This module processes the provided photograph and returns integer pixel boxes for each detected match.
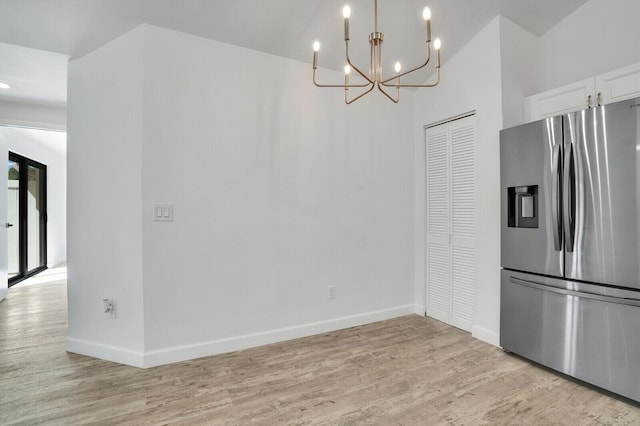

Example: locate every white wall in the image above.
[499,17,540,129]
[539,0,640,91]
[67,25,416,367]
[66,27,146,366]
[414,17,504,346]
[0,126,67,268]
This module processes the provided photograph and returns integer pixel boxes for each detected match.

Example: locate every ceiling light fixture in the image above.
[0,82,11,90]
[312,0,441,104]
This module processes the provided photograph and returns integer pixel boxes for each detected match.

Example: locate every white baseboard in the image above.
[472,325,500,347]
[67,311,501,368]
[413,304,426,316]
[0,287,7,303]
[66,337,144,368]
[48,256,67,268]
[143,304,416,368]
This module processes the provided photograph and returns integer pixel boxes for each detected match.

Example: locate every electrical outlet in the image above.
[328,285,336,299]
[103,299,116,319]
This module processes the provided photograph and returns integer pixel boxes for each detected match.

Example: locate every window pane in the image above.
[27,165,44,271]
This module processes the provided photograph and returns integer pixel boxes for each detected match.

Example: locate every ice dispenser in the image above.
[507,185,538,228]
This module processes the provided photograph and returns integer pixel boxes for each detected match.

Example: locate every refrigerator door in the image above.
[501,116,563,277]
[501,270,640,403]
[564,98,640,289]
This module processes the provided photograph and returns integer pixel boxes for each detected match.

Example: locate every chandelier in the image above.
[312,0,441,104]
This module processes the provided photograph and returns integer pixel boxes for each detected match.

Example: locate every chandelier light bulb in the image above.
[343,5,351,19]
[395,62,402,73]
[313,41,320,52]
[423,7,431,21]
[0,82,10,90]
[434,38,442,50]
[344,65,351,75]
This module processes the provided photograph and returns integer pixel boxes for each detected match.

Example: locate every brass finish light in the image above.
[312,0,442,104]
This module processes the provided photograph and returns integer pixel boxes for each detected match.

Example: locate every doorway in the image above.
[8,152,47,286]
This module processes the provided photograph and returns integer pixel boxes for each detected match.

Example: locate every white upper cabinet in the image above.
[525,61,640,122]
[524,78,595,121]
[596,62,640,105]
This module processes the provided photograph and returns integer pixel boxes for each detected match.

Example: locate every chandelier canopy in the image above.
[312,0,441,104]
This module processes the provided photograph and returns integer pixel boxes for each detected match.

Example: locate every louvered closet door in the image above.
[449,117,475,331]
[425,115,476,333]
[425,125,450,325]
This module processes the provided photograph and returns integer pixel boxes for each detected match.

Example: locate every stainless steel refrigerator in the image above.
[500,97,640,402]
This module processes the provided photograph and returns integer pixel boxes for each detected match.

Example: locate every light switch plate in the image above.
[153,203,174,222]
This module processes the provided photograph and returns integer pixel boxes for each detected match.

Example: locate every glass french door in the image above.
[7,152,47,286]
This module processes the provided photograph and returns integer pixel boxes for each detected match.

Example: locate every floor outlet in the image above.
[328,285,336,299]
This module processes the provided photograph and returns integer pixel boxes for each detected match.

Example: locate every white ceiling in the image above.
[0,42,68,106]
[0,0,589,105]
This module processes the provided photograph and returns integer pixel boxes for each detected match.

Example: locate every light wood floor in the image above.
[2,281,640,425]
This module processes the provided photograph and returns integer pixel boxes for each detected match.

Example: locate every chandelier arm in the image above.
[371,37,398,102]
[379,44,431,85]
[313,68,372,88]
[376,82,399,103]
[346,42,374,84]
[382,68,441,88]
[345,83,377,104]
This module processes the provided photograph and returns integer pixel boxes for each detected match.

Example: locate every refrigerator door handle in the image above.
[563,142,576,252]
[551,144,562,251]
[509,276,640,307]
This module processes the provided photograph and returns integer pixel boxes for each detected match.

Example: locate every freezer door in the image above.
[564,99,640,289]
[501,270,640,402]
[500,116,563,277]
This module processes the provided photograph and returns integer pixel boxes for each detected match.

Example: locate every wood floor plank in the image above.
[1,281,640,425]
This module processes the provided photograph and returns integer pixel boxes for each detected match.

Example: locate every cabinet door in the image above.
[524,77,595,122]
[596,62,640,105]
